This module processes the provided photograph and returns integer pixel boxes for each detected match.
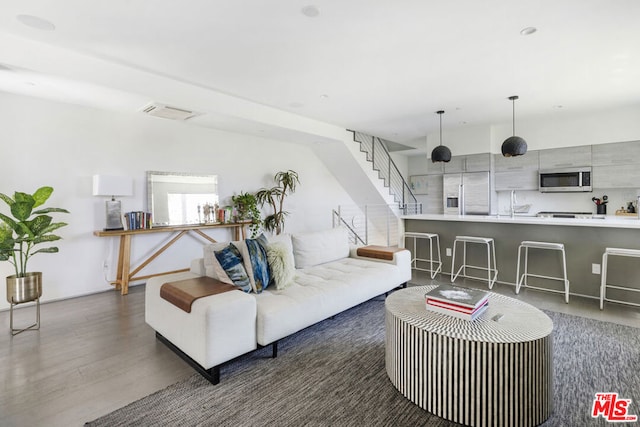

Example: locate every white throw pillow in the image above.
[291,227,350,269]
[203,241,254,286]
[267,241,296,290]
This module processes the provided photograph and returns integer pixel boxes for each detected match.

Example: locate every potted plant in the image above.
[0,186,69,308]
[255,170,300,235]
[231,191,261,238]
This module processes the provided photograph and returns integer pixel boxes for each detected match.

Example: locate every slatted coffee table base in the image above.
[385,286,553,427]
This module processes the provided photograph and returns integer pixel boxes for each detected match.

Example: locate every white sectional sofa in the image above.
[145,227,411,384]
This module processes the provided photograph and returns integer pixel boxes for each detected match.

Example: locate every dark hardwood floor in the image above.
[1,273,638,426]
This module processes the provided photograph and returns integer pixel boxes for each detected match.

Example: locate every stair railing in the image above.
[349,130,418,207]
[333,203,422,247]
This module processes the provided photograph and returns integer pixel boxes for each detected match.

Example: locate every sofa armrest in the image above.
[191,258,205,275]
[349,246,411,266]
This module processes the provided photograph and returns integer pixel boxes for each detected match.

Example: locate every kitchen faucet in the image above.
[510,190,517,218]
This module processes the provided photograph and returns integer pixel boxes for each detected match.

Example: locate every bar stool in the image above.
[451,236,498,289]
[600,247,640,310]
[404,232,442,279]
[516,241,569,303]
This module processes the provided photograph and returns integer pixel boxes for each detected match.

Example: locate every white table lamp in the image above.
[93,175,133,230]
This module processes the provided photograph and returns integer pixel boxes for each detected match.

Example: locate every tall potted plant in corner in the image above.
[255,170,300,235]
[0,186,69,310]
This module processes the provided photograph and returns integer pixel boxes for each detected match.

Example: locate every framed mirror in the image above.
[146,171,219,226]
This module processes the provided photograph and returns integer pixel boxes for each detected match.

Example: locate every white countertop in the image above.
[402,213,640,229]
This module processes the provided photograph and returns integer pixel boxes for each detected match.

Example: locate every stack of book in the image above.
[123,211,152,230]
[425,284,489,321]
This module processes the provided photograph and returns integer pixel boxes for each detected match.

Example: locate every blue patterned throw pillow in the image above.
[214,244,252,293]
[245,237,271,293]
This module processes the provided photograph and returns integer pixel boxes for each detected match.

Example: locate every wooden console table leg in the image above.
[114,236,125,291]
[120,234,132,295]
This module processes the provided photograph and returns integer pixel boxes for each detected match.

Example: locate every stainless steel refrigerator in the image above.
[443,172,490,215]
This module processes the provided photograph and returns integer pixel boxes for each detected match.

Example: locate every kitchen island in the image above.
[402,214,640,306]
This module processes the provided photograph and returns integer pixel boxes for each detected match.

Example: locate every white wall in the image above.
[0,92,355,309]
[423,105,640,157]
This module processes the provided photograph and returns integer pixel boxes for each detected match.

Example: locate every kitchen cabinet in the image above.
[538,146,591,170]
[424,161,445,175]
[494,170,539,191]
[444,153,492,173]
[493,151,539,172]
[593,164,640,189]
[419,175,443,214]
[592,140,640,166]
[493,151,539,191]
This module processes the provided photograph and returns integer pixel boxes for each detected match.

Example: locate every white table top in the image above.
[402,213,640,229]
[385,285,553,343]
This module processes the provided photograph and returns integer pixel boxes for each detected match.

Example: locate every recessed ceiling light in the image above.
[301,5,320,18]
[520,27,537,36]
[16,14,56,31]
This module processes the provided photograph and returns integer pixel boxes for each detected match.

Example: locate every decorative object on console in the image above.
[92,174,133,230]
[0,186,69,335]
[501,95,528,157]
[231,191,261,238]
[256,170,300,235]
[430,110,451,163]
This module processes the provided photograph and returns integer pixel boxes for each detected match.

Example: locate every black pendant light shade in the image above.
[431,110,451,163]
[501,96,527,157]
[501,136,527,157]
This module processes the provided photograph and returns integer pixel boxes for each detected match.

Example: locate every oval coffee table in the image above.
[385,284,553,427]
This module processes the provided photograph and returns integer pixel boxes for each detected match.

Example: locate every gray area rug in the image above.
[86,296,640,427]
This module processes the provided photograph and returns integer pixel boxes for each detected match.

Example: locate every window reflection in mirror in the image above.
[146,171,218,226]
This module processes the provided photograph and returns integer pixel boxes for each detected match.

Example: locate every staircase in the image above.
[330,131,422,246]
[350,130,418,209]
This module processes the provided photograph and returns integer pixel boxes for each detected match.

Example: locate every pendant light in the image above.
[431,110,451,163]
[501,95,528,157]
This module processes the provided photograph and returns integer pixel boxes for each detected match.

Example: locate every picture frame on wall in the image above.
[409,175,429,195]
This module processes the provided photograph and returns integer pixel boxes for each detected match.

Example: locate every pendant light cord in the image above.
[512,98,516,136]
[437,110,444,147]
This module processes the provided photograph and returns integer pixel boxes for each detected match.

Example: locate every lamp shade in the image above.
[431,145,452,163]
[501,136,528,157]
[92,175,133,197]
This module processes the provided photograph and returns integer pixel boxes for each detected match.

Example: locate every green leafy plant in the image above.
[0,187,69,277]
[231,191,261,238]
[255,170,300,235]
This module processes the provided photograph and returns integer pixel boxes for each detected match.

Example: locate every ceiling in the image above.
[0,0,639,152]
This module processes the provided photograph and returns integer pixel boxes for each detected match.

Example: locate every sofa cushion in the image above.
[267,241,295,290]
[291,227,350,269]
[214,244,252,293]
[203,242,234,284]
[245,237,271,293]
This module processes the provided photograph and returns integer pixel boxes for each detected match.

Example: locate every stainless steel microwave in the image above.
[539,167,592,192]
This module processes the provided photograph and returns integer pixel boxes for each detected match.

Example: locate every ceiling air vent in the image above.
[141,103,199,121]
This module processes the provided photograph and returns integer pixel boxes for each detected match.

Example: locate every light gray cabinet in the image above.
[493,151,539,191]
[494,151,539,172]
[592,140,640,166]
[591,141,640,188]
[593,164,640,189]
[424,161,445,175]
[416,175,443,214]
[494,170,539,191]
[539,146,591,170]
[444,153,492,173]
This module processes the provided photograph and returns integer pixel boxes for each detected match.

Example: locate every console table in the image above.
[385,285,553,427]
[93,223,247,295]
